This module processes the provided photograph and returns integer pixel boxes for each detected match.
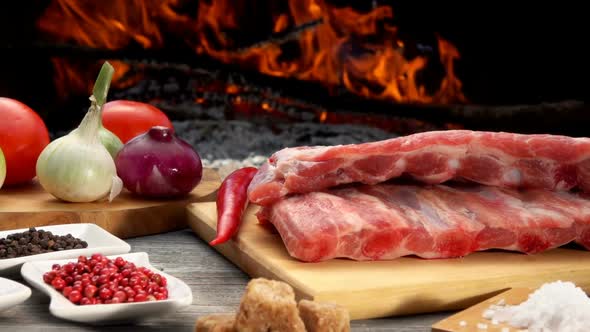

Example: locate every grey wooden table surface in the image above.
[0,229,452,332]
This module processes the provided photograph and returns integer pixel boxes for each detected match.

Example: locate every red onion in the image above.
[115,126,202,197]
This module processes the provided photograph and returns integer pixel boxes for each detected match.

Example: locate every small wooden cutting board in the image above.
[431,287,535,332]
[187,201,590,320]
[0,168,220,238]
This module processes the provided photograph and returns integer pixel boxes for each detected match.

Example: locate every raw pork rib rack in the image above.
[248,130,590,206]
[257,184,590,262]
[248,130,590,262]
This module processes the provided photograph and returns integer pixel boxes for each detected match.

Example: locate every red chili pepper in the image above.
[210,167,259,246]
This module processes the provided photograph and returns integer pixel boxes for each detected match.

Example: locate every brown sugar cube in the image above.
[195,313,236,332]
[234,278,306,332]
[298,299,350,332]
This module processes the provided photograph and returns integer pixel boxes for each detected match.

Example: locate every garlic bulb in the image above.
[0,147,6,189]
[35,61,122,203]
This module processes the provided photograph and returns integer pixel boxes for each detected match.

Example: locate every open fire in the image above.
[36,0,466,105]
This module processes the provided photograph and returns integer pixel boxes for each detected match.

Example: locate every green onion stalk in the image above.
[93,63,123,158]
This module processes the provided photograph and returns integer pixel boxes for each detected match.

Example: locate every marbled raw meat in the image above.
[257,183,588,262]
[248,130,590,206]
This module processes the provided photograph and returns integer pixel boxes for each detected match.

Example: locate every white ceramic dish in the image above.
[0,223,131,276]
[20,252,193,324]
[0,277,31,312]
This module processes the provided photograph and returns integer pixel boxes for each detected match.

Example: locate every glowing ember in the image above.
[261,102,271,111]
[226,85,240,94]
[37,0,467,104]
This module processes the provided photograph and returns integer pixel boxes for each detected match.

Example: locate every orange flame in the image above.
[37,0,466,104]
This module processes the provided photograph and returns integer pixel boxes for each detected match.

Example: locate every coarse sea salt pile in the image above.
[482,280,590,332]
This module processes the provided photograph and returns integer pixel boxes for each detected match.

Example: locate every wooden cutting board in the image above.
[431,287,536,332]
[187,201,590,320]
[0,168,220,239]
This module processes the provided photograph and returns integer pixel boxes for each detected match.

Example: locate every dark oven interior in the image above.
[1,0,587,166]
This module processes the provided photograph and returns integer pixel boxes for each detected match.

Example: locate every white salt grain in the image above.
[482,309,495,319]
[477,322,488,329]
[492,319,499,325]
[459,320,467,327]
[483,280,590,332]
[501,328,510,332]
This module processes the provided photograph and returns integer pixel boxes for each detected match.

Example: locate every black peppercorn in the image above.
[0,228,89,259]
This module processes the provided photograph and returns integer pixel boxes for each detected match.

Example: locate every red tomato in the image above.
[101,101,173,143]
[0,97,50,185]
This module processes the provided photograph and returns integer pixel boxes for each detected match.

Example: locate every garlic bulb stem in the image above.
[89,62,123,159]
[76,96,101,144]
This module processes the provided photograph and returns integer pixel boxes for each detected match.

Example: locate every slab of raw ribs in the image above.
[248,130,590,262]
[256,183,590,262]
[248,130,590,206]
